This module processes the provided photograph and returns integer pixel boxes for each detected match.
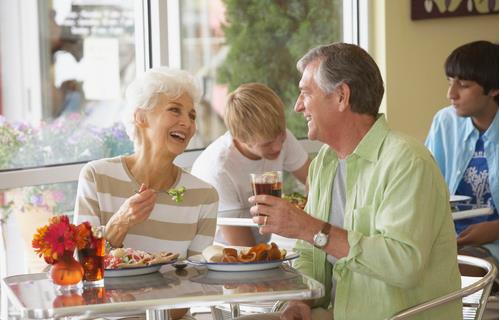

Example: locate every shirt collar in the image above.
[464,109,499,144]
[350,114,389,163]
[483,109,499,144]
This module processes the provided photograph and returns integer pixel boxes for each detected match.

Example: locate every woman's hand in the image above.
[457,220,499,247]
[115,183,157,228]
[106,183,157,247]
[280,301,312,320]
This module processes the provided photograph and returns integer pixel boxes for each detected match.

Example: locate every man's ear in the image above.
[134,109,148,128]
[337,83,351,112]
[488,89,499,99]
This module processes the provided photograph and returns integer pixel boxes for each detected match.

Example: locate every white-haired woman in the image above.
[74,67,218,319]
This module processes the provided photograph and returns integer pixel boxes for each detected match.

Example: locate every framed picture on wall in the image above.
[411,0,499,20]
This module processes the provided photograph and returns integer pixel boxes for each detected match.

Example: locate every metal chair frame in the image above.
[389,255,497,320]
[240,255,497,320]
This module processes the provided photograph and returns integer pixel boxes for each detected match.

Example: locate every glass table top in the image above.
[3,264,324,319]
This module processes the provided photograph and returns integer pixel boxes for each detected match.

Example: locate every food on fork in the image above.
[104,248,179,269]
[202,243,286,263]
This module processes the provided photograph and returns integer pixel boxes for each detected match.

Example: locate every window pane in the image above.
[0,117,132,169]
[0,0,136,170]
[1,181,78,273]
[180,0,343,148]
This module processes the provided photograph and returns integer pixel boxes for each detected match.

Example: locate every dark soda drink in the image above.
[78,237,105,283]
[252,182,282,197]
[251,171,283,221]
[250,171,282,199]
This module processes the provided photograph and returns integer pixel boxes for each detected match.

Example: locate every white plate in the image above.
[105,260,176,278]
[452,205,493,220]
[217,218,258,227]
[187,252,300,272]
[450,195,472,203]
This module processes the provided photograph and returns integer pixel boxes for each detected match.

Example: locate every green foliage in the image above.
[0,114,133,170]
[0,201,13,225]
[0,114,134,223]
[218,0,341,137]
[0,118,26,168]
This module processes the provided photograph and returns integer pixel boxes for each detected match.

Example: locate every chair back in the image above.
[388,255,497,320]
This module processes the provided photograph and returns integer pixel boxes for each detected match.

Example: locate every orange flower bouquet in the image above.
[32,215,96,288]
[32,215,94,264]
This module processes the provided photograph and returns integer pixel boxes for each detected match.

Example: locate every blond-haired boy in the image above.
[191,83,310,246]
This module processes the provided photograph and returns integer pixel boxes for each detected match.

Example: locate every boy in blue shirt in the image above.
[426,41,498,276]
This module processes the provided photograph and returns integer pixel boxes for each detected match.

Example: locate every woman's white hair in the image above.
[122,66,202,147]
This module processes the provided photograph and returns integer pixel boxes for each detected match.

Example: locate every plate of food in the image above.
[104,248,179,277]
[283,192,307,210]
[187,243,299,272]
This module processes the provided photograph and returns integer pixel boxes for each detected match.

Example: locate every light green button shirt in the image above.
[293,115,461,320]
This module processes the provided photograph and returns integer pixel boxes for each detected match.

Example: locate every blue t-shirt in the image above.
[455,133,499,234]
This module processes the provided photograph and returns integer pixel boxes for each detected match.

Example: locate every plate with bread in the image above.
[188,243,299,272]
[104,247,179,277]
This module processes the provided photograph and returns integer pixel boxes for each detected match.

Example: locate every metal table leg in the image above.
[230,303,241,319]
[146,309,171,320]
[210,306,225,320]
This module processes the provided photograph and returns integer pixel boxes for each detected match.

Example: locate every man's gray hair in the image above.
[123,67,201,146]
[297,42,384,116]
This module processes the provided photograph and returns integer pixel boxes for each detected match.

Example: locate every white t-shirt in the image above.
[191,129,308,244]
[327,159,346,304]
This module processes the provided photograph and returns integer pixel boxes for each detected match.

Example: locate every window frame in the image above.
[0,0,365,182]
[0,0,44,123]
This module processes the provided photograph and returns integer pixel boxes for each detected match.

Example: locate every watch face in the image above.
[314,233,328,247]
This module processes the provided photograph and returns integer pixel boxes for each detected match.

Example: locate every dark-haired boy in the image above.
[426,41,499,274]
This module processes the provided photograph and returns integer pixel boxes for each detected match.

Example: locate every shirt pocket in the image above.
[352,205,375,235]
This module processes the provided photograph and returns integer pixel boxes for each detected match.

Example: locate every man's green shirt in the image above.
[294,115,462,319]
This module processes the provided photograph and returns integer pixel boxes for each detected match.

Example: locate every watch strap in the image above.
[321,222,331,235]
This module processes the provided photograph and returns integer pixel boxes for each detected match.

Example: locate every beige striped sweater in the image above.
[73,156,219,258]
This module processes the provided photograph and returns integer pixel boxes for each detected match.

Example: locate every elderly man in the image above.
[245,43,461,320]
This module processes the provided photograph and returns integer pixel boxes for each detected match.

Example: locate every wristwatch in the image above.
[313,222,331,248]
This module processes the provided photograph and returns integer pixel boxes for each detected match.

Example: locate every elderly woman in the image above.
[73,67,218,319]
